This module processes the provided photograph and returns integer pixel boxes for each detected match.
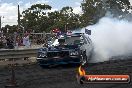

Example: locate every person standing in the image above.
[23,33,30,48]
[6,37,14,49]
[3,36,7,48]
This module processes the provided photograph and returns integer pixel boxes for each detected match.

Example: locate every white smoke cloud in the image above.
[129,0,132,5]
[81,17,132,63]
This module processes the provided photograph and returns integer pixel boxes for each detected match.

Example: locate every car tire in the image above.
[76,74,85,84]
[80,51,87,65]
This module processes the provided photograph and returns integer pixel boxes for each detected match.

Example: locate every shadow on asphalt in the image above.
[40,63,81,69]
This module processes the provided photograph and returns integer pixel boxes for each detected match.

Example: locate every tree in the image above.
[105,0,131,19]
[81,0,132,27]
[81,0,106,26]
[2,25,18,33]
[21,4,52,32]
[59,6,81,31]
[47,6,81,32]
[21,5,81,32]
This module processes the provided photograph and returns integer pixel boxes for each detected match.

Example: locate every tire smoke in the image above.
[81,17,132,63]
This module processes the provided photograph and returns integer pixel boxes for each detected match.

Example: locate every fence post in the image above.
[14,32,17,49]
[5,58,19,88]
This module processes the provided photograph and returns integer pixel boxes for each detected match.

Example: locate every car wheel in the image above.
[80,52,87,65]
[76,74,85,84]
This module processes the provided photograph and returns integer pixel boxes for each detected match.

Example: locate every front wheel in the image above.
[80,52,87,65]
[76,74,85,84]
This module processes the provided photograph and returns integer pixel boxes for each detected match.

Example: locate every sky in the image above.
[0,0,83,27]
[1,0,132,27]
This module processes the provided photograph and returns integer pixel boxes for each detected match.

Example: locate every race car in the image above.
[37,33,93,68]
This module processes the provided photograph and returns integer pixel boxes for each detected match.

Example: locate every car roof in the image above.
[66,33,83,37]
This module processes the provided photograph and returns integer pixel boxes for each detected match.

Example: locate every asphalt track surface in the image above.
[0,57,132,88]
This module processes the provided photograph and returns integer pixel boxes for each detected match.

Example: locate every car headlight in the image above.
[70,51,79,56]
[39,48,47,51]
[38,51,47,58]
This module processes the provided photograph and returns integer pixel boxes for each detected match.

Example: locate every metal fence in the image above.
[0,48,38,60]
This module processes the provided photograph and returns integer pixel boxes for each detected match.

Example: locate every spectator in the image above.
[3,36,7,48]
[0,37,3,48]
[6,38,14,49]
[23,33,31,48]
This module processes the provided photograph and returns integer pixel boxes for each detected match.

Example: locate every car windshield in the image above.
[51,35,82,46]
[65,36,81,45]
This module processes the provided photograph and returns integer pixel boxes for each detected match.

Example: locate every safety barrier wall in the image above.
[0,48,38,59]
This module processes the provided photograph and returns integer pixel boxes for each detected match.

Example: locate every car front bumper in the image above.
[37,56,80,66]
